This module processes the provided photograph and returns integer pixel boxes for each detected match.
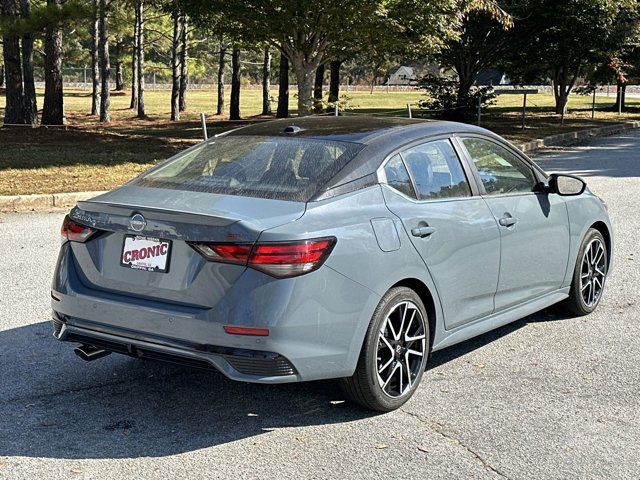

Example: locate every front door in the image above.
[459,136,570,311]
[381,138,501,330]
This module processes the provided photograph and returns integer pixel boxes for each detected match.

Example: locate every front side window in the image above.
[462,137,538,195]
[133,135,363,202]
[401,139,471,200]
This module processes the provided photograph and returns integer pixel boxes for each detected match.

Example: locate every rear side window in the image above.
[133,135,363,202]
[402,139,471,200]
[383,154,416,198]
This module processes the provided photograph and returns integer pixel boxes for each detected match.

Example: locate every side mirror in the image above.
[548,173,586,196]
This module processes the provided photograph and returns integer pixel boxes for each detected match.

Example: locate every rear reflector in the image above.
[189,237,336,278]
[61,215,97,243]
[224,326,270,336]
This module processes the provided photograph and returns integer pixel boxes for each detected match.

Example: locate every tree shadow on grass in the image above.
[0,127,187,170]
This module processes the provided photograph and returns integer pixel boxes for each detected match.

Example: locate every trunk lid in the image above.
[68,186,305,308]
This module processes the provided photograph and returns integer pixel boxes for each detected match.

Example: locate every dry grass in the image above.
[1,87,639,195]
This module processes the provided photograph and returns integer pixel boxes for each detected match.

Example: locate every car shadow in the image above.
[0,308,568,460]
[0,321,373,460]
[429,307,569,369]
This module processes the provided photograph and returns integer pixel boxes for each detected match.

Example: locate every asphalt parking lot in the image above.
[1,132,639,479]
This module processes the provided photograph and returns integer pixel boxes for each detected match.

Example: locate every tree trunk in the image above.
[42,0,64,125]
[282,45,324,116]
[129,2,138,109]
[328,60,341,105]
[293,64,314,116]
[170,10,180,121]
[178,13,187,112]
[20,0,37,125]
[229,45,241,120]
[136,0,145,118]
[0,64,4,88]
[313,63,324,114]
[261,46,271,115]
[1,0,26,125]
[91,0,100,116]
[551,64,579,116]
[216,38,226,116]
[276,52,289,118]
[114,61,123,91]
[98,0,110,123]
[615,82,627,112]
[553,84,568,116]
[455,62,476,105]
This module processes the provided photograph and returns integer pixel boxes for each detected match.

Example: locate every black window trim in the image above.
[377,134,482,203]
[453,134,547,198]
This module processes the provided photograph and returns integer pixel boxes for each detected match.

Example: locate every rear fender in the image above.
[258,185,445,373]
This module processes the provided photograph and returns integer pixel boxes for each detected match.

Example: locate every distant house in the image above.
[475,68,510,86]
[385,66,417,86]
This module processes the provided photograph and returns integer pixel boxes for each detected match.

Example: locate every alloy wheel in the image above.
[376,301,427,398]
[580,238,606,308]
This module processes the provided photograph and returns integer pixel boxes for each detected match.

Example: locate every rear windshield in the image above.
[133,135,364,202]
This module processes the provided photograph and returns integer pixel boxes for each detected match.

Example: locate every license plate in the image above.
[121,235,171,273]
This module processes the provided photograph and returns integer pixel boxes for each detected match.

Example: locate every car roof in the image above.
[225,116,488,144]
[225,116,508,201]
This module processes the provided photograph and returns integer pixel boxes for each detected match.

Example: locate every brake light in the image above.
[61,215,97,243]
[189,237,336,278]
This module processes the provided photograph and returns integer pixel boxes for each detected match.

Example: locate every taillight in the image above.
[190,243,252,264]
[61,215,97,243]
[189,237,336,278]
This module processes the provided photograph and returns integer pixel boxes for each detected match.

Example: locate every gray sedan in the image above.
[51,117,612,411]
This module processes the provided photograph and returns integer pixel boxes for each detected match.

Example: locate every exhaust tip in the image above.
[74,344,111,362]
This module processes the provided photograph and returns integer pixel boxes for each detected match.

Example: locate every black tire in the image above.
[560,228,608,316]
[339,286,430,412]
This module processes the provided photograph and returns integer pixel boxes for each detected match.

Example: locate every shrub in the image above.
[417,74,496,121]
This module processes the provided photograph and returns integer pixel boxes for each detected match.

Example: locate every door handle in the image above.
[411,226,436,238]
[499,215,517,227]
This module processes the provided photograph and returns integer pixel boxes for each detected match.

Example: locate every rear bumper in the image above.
[53,314,300,383]
[51,243,380,383]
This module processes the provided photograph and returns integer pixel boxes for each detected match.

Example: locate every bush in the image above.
[417,74,496,121]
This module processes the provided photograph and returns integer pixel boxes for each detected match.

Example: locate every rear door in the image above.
[458,136,570,311]
[381,138,501,330]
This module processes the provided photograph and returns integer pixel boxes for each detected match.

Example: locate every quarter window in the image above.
[383,154,416,198]
[462,137,538,195]
[401,139,471,200]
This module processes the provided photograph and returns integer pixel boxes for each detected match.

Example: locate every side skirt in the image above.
[431,288,570,352]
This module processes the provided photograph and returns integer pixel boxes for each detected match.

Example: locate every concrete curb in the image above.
[0,191,107,213]
[518,121,640,153]
[1,121,640,213]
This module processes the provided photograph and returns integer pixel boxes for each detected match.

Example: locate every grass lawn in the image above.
[1,87,639,195]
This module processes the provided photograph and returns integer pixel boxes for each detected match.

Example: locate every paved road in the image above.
[1,133,639,480]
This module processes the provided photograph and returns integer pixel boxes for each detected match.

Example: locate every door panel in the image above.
[482,194,570,310]
[380,138,501,330]
[383,189,501,329]
[459,136,571,310]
